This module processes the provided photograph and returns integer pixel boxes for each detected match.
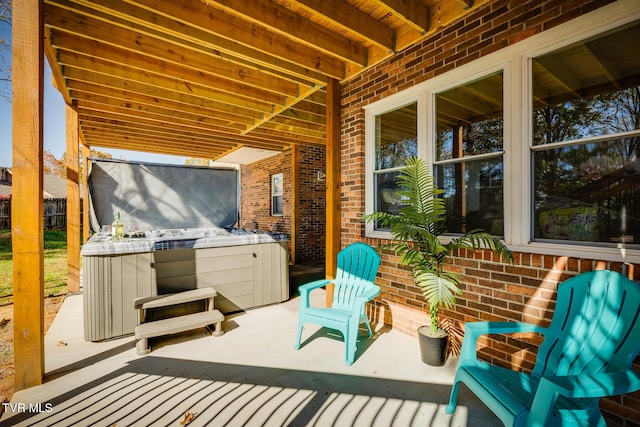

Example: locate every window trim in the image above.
[364,0,640,263]
[271,172,283,216]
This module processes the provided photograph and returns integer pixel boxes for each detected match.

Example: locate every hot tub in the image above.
[83,159,289,341]
[81,227,289,341]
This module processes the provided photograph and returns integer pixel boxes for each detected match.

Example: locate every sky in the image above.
[0,20,187,168]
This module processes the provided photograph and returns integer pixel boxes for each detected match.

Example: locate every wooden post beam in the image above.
[81,143,91,242]
[325,78,341,307]
[12,0,45,391]
[66,102,81,293]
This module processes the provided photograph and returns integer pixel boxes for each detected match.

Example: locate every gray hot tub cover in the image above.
[88,159,239,232]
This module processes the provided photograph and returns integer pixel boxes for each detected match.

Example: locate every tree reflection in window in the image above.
[532,21,640,246]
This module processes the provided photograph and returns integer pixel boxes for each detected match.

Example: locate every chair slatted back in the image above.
[533,270,640,380]
[332,243,381,311]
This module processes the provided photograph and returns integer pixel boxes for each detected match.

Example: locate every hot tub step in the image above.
[135,309,224,355]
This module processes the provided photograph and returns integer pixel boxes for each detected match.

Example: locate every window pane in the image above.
[434,72,504,236]
[436,71,503,161]
[272,173,283,196]
[272,195,283,216]
[533,137,639,245]
[375,103,417,170]
[532,20,640,246]
[374,171,405,230]
[435,157,504,236]
[532,21,640,145]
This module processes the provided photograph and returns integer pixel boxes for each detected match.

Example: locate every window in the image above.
[531,21,640,246]
[434,71,505,236]
[372,102,417,229]
[365,3,640,260]
[271,173,283,216]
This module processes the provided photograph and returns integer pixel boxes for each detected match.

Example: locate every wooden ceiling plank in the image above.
[60,0,345,81]
[242,84,323,134]
[45,1,328,85]
[78,106,322,147]
[78,114,242,141]
[269,115,326,133]
[259,120,325,139]
[67,81,262,123]
[83,130,291,152]
[204,0,368,66]
[289,99,327,117]
[123,0,346,78]
[293,0,395,52]
[279,108,326,127]
[377,0,430,34]
[59,50,289,108]
[64,71,270,120]
[52,31,301,98]
[80,136,229,158]
[77,99,249,133]
[79,108,322,144]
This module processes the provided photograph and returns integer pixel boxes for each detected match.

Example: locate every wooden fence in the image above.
[0,198,83,230]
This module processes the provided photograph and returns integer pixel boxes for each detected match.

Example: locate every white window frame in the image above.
[271,173,283,216]
[364,0,640,264]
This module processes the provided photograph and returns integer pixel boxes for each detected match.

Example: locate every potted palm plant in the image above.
[363,157,513,366]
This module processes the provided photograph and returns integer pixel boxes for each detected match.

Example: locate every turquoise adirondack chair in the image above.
[294,242,381,365]
[446,270,640,426]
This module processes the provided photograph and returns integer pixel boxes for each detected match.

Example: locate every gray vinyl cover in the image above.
[88,159,239,232]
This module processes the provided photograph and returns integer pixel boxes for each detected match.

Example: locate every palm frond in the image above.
[447,230,514,264]
[414,270,461,309]
[362,157,513,334]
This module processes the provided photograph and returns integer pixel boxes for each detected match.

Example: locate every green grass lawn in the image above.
[0,230,68,305]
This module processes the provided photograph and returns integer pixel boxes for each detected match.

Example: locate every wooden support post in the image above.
[81,143,91,242]
[12,0,45,391]
[66,102,80,293]
[290,145,299,265]
[325,78,341,307]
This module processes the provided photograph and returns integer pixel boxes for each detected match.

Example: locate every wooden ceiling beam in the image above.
[377,0,430,34]
[293,0,395,52]
[59,51,289,108]
[204,0,368,67]
[64,73,269,122]
[68,82,262,123]
[77,99,249,133]
[62,0,345,81]
[46,1,329,85]
[78,105,323,147]
[82,129,292,153]
[279,108,326,127]
[79,108,325,144]
[79,135,231,158]
[52,31,301,98]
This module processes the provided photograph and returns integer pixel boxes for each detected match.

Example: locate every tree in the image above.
[185,158,212,166]
[43,149,64,176]
[0,0,11,100]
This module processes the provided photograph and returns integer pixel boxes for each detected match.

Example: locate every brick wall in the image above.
[340,1,639,425]
[296,145,326,263]
[241,151,292,238]
[241,145,325,264]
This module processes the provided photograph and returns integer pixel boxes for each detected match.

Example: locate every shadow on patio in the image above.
[2,287,501,426]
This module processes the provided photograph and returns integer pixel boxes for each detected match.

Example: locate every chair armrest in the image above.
[299,279,331,292]
[351,285,380,316]
[537,369,640,399]
[528,369,640,426]
[460,321,547,362]
[298,279,331,308]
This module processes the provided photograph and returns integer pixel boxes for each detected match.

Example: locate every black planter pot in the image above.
[418,325,449,366]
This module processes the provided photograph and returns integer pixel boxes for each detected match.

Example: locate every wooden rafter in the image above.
[43,0,486,160]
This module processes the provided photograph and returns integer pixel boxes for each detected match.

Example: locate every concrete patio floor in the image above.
[1,289,501,427]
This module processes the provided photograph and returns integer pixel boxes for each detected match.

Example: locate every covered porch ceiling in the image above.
[44,0,486,160]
